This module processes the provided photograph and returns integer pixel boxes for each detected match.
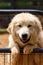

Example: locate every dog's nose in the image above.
[22,34,27,40]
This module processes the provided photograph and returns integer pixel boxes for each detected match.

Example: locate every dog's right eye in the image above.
[18,25,22,27]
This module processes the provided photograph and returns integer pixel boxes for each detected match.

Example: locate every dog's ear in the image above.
[7,23,11,33]
[35,18,42,33]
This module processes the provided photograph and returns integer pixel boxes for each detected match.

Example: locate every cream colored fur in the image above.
[7,13,43,65]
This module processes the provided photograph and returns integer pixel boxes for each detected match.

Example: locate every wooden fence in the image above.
[0,48,43,65]
[15,53,43,65]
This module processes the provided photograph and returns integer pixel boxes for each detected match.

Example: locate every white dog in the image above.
[7,13,43,65]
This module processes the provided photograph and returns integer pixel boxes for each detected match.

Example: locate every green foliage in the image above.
[0,2,11,7]
[16,1,33,6]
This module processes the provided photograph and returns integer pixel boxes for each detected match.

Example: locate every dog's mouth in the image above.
[20,36,31,43]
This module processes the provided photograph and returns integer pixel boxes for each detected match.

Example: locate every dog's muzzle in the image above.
[20,34,31,43]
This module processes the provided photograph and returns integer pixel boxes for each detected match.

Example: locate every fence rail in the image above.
[0,9,43,15]
[0,48,43,53]
[0,48,11,53]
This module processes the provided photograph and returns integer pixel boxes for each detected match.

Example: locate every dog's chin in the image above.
[20,36,31,43]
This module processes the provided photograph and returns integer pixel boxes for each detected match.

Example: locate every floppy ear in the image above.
[35,18,42,33]
[7,23,11,33]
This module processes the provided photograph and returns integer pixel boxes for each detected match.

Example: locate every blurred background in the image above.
[0,0,43,9]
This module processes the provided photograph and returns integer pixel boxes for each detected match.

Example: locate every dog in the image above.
[7,13,43,65]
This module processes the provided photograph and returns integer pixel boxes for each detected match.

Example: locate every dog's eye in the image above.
[18,25,22,27]
[28,25,32,27]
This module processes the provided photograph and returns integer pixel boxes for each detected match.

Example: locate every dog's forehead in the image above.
[11,13,41,28]
[12,13,38,23]
[15,20,35,26]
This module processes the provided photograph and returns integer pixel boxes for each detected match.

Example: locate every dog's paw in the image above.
[11,47,20,55]
[23,45,34,54]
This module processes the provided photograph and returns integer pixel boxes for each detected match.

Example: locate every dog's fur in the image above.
[7,13,43,65]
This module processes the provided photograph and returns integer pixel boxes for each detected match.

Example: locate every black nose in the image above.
[22,34,27,40]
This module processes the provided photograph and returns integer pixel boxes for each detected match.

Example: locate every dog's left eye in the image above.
[18,25,22,27]
[28,25,32,27]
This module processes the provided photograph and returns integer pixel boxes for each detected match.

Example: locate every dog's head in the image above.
[7,13,42,47]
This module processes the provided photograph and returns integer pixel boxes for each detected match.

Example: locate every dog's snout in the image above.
[22,34,27,40]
